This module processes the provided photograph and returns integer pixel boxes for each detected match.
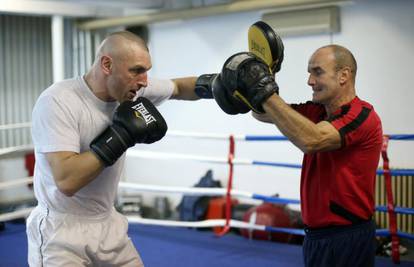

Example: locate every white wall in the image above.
[124,0,414,209]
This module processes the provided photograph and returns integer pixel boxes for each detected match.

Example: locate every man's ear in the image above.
[339,67,351,85]
[101,55,112,74]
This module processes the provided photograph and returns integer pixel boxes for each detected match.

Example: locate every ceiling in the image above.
[52,0,235,10]
[0,0,237,17]
[1,0,348,30]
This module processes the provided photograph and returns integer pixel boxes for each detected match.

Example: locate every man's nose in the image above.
[136,72,148,88]
[307,75,315,86]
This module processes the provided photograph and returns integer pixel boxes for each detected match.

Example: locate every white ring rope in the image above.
[0,125,242,139]
[0,125,244,140]
[126,216,268,231]
[0,177,34,222]
[0,177,33,190]
[0,180,286,224]
[0,207,34,222]
[0,208,267,231]
[126,150,252,165]
[0,122,31,131]
[127,217,227,227]
[0,180,292,206]
[167,130,245,141]
[0,179,254,199]
[0,206,273,232]
[0,145,34,156]
[119,182,253,198]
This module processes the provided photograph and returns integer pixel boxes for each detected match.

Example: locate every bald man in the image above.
[252,45,382,266]
[27,31,199,267]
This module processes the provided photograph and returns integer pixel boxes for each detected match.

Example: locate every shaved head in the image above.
[94,31,148,64]
[318,44,357,80]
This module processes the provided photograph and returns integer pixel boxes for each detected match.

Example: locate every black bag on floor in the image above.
[177,170,221,221]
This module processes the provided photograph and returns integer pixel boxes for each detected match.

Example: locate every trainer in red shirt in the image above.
[254,44,382,267]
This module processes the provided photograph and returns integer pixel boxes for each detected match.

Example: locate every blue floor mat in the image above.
[0,222,411,267]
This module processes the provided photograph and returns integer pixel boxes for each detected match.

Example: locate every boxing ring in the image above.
[0,128,413,266]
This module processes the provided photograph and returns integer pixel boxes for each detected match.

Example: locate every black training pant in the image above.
[303,220,376,267]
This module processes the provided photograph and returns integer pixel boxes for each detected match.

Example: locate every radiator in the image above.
[375,173,413,234]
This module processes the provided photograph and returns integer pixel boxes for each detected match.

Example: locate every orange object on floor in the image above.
[205,197,238,234]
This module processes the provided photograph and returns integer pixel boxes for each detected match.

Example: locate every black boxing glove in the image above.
[221,52,279,114]
[195,73,250,114]
[211,74,250,114]
[90,97,167,166]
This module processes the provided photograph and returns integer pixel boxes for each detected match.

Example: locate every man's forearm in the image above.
[171,77,198,100]
[262,94,324,152]
[47,151,104,196]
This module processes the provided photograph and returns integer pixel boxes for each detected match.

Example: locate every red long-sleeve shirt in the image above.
[292,97,383,228]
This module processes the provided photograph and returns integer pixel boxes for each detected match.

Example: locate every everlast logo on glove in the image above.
[250,40,266,60]
[248,21,284,74]
[90,97,167,166]
[131,102,156,124]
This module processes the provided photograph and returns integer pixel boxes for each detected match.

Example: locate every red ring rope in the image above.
[217,135,235,236]
[381,135,400,263]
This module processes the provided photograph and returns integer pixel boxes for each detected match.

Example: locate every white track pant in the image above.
[26,206,144,267]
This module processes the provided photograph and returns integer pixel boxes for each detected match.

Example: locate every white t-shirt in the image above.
[31,76,174,217]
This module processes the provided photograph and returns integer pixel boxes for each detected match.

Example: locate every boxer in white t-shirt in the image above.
[27,31,202,267]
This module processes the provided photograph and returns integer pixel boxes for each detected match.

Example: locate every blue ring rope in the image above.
[388,134,414,140]
[251,161,414,176]
[252,193,414,216]
[375,206,414,215]
[376,229,414,240]
[245,135,288,141]
[376,169,414,176]
[244,134,414,141]
[241,134,414,240]
[249,192,414,215]
[260,227,414,240]
[264,226,305,235]
[252,194,300,204]
[251,193,414,218]
[252,161,302,169]
[251,160,414,176]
